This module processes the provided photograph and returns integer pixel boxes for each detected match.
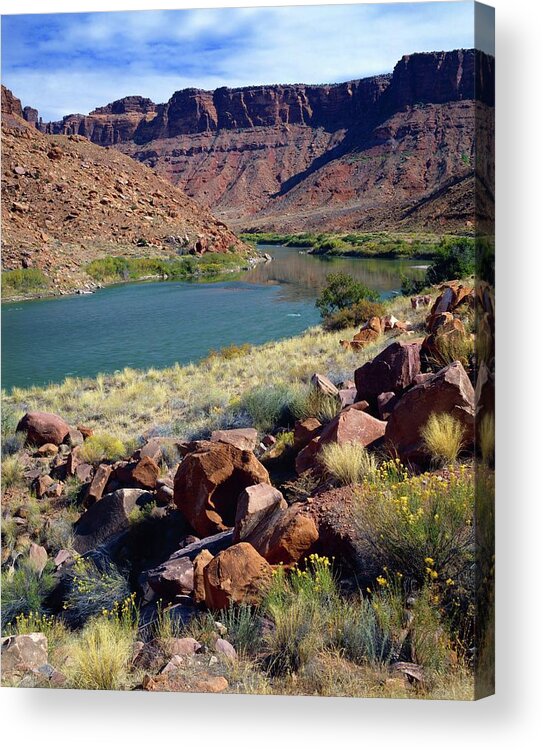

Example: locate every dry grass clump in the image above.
[1,454,26,489]
[319,441,377,485]
[79,432,128,463]
[67,616,134,690]
[421,412,465,465]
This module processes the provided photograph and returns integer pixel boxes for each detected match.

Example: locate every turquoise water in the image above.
[1,247,425,390]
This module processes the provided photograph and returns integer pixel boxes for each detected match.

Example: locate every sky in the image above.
[1,2,489,122]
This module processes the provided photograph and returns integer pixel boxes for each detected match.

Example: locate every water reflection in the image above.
[243,245,425,301]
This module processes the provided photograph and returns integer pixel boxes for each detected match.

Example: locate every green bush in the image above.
[319,441,377,486]
[63,557,131,626]
[322,299,386,331]
[2,268,48,295]
[78,432,126,463]
[216,603,262,657]
[316,273,380,319]
[1,561,56,631]
[425,237,476,285]
[240,384,306,432]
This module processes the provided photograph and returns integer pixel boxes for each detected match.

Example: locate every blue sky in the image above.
[1,2,485,121]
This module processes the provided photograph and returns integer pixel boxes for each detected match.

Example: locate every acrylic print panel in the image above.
[0,1,495,699]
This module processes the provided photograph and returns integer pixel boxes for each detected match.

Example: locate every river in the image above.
[1,246,425,391]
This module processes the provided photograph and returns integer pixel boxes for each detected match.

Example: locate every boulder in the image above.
[67,429,84,448]
[310,373,339,398]
[16,411,70,447]
[214,638,237,661]
[156,483,174,506]
[422,319,466,361]
[352,328,379,345]
[1,633,48,677]
[234,482,287,543]
[130,456,160,490]
[293,418,322,450]
[377,391,399,421]
[338,387,357,408]
[203,542,272,610]
[320,406,386,449]
[85,463,113,505]
[193,549,214,604]
[75,462,94,483]
[77,424,94,440]
[174,442,269,536]
[146,555,194,598]
[165,637,200,657]
[73,488,153,554]
[211,428,258,452]
[384,361,475,462]
[355,340,423,402]
[37,443,58,457]
[137,438,163,463]
[28,543,48,575]
[245,503,319,565]
[295,437,322,474]
[411,294,432,309]
[366,316,383,334]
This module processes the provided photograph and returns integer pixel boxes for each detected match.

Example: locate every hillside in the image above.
[1,86,248,294]
[39,49,495,232]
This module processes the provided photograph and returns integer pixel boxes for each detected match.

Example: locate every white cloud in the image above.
[2,3,477,121]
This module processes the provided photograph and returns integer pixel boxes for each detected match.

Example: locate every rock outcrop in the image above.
[1,86,248,291]
[33,49,494,233]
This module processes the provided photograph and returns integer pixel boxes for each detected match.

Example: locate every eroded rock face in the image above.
[233,483,287,543]
[355,340,423,404]
[245,503,319,565]
[210,428,258,452]
[73,488,153,553]
[203,542,272,610]
[385,360,475,462]
[1,633,48,677]
[16,411,70,447]
[146,555,194,599]
[174,441,269,537]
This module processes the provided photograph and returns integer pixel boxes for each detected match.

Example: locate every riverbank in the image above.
[240,230,473,260]
[1,248,263,303]
[2,291,424,438]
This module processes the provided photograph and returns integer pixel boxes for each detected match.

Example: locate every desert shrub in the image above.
[431,330,474,369]
[239,384,306,432]
[426,237,476,285]
[421,413,465,465]
[355,463,474,589]
[2,268,48,294]
[152,601,186,641]
[295,385,341,424]
[216,603,262,657]
[479,413,495,467]
[263,555,337,675]
[63,556,131,626]
[39,516,75,555]
[316,273,379,319]
[1,560,56,631]
[78,432,126,463]
[67,611,135,690]
[63,476,85,506]
[1,405,25,457]
[1,454,26,489]
[205,343,252,361]
[334,596,396,665]
[322,299,386,331]
[319,441,377,485]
